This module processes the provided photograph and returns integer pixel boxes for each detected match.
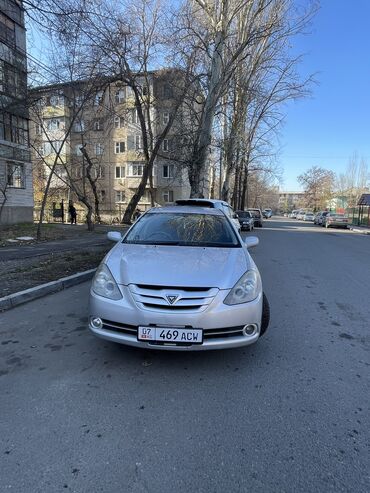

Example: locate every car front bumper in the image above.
[89,287,263,351]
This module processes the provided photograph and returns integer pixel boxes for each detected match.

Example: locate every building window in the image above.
[139,189,151,202]
[7,162,25,188]
[75,144,83,156]
[46,118,62,131]
[163,190,174,203]
[73,119,84,132]
[114,116,125,128]
[128,164,144,176]
[94,91,104,106]
[49,95,64,106]
[130,109,139,124]
[73,95,84,106]
[115,141,126,153]
[115,89,125,104]
[43,141,63,155]
[163,112,169,125]
[115,190,126,202]
[52,141,63,153]
[115,166,126,178]
[135,134,142,150]
[95,143,104,155]
[94,166,104,179]
[163,139,169,152]
[93,119,103,131]
[100,190,106,201]
[0,113,29,146]
[0,13,16,47]
[163,84,173,98]
[35,123,43,135]
[163,164,174,178]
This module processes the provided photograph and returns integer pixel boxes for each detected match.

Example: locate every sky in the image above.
[280,0,370,191]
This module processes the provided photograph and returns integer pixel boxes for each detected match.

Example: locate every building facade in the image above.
[278,191,305,212]
[0,0,33,224]
[29,72,191,222]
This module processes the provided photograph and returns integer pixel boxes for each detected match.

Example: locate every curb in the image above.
[0,269,96,312]
[350,227,370,235]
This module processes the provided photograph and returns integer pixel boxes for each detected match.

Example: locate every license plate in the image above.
[138,326,203,344]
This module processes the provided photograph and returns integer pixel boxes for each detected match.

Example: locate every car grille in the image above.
[100,320,245,341]
[129,284,218,312]
[101,319,137,336]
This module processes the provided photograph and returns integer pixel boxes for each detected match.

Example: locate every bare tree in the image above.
[298,166,335,211]
[335,153,370,208]
[176,0,316,198]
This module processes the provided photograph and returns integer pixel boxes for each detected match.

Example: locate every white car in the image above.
[89,206,270,351]
[303,212,314,221]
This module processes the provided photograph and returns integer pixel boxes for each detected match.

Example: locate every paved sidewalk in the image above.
[350,224,370,235]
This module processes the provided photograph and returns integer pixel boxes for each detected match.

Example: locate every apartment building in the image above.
[278,191,305,212]
[30,71,191,222]
[0,0,33,224]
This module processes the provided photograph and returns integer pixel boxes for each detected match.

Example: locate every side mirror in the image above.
[244,236,259,248]
[233,213,239,219]
[107,231,122,242]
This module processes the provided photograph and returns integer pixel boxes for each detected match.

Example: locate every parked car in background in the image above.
[246,208,263,227]
[175,199,241,232]
[290,210,299,218]
[236,210,254,231]
[296,210,306,220]
[324,213,349,229]
[303,212,314,221]
[314,211,329,226]
[89,206,270,351]
[262,208,272,218]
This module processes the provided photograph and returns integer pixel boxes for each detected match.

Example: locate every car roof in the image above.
[175,199,230,208]
[147,206,224,215]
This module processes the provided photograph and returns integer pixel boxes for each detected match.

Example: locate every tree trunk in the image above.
[189,30,225,198]
[37,161,58,240]
[122,160,153,224]
[80,146,101,223]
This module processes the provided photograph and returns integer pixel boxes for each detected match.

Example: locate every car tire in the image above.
[260,292,270,336]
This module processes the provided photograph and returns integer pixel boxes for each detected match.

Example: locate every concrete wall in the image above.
[0,205,33,224]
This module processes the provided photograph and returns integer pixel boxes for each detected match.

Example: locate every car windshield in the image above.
[237,212,251,218]
[123,212,240,247]
[248,210,261,218]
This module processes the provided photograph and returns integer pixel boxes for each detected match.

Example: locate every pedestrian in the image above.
[69,202,77,224]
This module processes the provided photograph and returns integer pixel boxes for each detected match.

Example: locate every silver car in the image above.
[89,206,270,351]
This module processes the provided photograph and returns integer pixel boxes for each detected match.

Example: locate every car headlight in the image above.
[92,263,122,300]
[224,270,261,305]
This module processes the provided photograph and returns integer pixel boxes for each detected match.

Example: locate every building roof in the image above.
[357,194,370,206]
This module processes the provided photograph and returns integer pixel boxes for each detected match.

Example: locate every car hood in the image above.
[106,244,250,289]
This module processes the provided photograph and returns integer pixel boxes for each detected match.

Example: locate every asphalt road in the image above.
[1,217,369,493]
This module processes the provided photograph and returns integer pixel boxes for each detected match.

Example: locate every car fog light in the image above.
[91,317,103,329]
[243,324,257,336]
